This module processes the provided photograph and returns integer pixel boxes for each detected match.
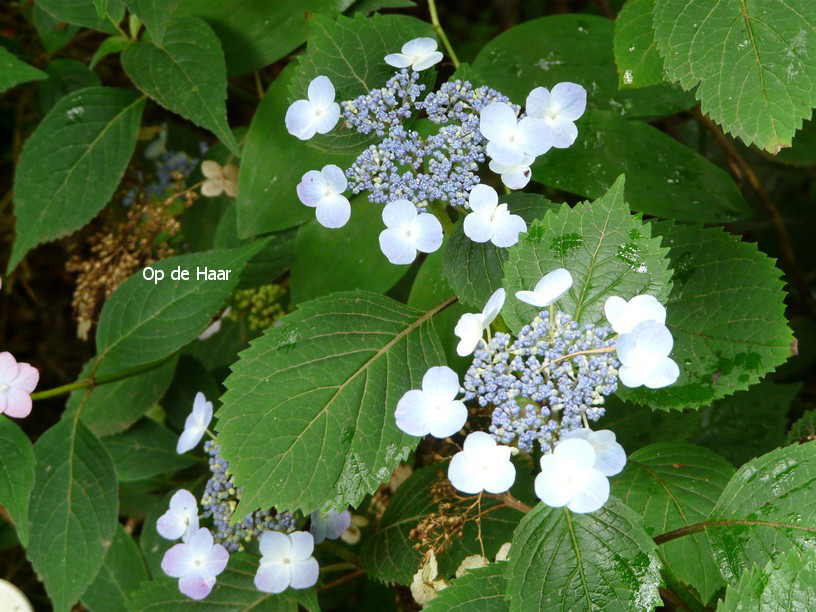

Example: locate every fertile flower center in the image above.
[283,557,291,565]
[0,384,8,392]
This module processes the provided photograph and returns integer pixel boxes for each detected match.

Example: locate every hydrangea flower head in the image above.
[177,392,213,454]
[560,428,626,476]
[0,352,38,419]
[515,268,573,308]
[448,431,516,494]
[525,82,587,148]
[285,75,340,140]
[157,489,200,542]
[479,102,552,166]
[297,165,351,229]
[463,185,527,247]
[616,320,679,389]
[200,160,238,198]
[161,527,229,600]
[310,509,351,544]
[384,37,443,71]
[395,366,467,438]
[378,199,443,264]
[254,531,319,594]
[535,438,609,513]
[604,294,666,335]
[454,288,505,357]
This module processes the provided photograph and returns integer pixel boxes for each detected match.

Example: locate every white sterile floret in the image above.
[176,392,213,454]
[463,184,527,247]
[560,428,626,476]
[379,199,443,265]
[254,531,319,594]
[384,37,443,71]
[515,268,573,308]
[197,307,231,341]
[454,288,505,356]
[616,320,680,389]
[535,438,609,513]
[157,489,200,542]
[604,294,666,335]
[448,431,516,494]
[395,366,467,438]
[525,82,587,149]
[201,160,238,198]
[309,509,351,544]
[297,165,351,229]
[479,102,553,166]
[489,154,534,190]
[285,75,340,140]
[161,527,228,600]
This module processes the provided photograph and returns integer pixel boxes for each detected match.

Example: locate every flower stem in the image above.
[427,0,460,68]
[429,200,455,235]
[548,346,616,366]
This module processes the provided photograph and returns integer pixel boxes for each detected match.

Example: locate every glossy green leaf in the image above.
[9,87,145,272]
[38,59,101,113]
[624,222,794,410]
[707,443,816,584]
[502,175,672,332]
[218,291,448,516]
[530,110,749,222]
[36,0,125,33]
[0,46,46,94]
[27,418,118,612]
[425,563,508,611]
[126,0,180,45]
[103,418,196,481]
[505,498,662,611]
[82,524,149,612]
[614,0,664,89]
[653,0,816,153]
[0,418,35,547]
[612,443,735,603]
[473,14,694,119]
[90,35,131,69]
[121,16,239,156]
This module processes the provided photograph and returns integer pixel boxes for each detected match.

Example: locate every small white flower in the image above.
[535,438,609,513]
[560,429,626,477]
[616,320,680,389]
[254,531,319,594]
[310,509,352,544]
[296,165,351,229]
[200,160,238,198]
[197,307,231,341]
[161,527,229,600]
[285,75,340,140]
[525,82,587,149]
[479,102,553,166]
[455,554,489,578]
[379,199,443,265]
[489,154,534,190]
[515,268,573,308]
[454,288,505,356]
[463,185,527,247]
[604,294,666,335]
[448,431,516,494]
[384,37,443,71]
[176,392,213,454]
[157,489,200,542]
[395,366,467,438]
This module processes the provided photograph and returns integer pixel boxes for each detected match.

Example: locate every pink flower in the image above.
[0,352,39,418]
[161,527,229,600]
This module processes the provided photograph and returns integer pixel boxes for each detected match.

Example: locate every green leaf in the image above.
[718,548,816,611]
[9,87,145,272]
[38,59,101,114]
[444,193,558,310]
[94,242,265,376]
[706,443,816,584]
[653,0,816,153]
[36,0,125,33]
[505,498,662,611]
[502,175,672,332]
[175,0,354,76]
[614,0,664,89]
[31,5,80,54]
[425,563,508,611]
[27,418,118,612]
[773,118,816,167]
[160,354,221,431]
[0,46,46,93]
[65,355,178,437]
[126,0,180,45]
[473,14,694,120]
[82,524,149,612]
[90,35,131,69]
[218,292,449,515]
[291,199,409,304]
[94,0,109,18]
[121,16,240,156]
[623,222,794,410]
[612,443,735,603]
[530,110,749,222]
[788,411,816,444]
[139,493,174,577]
[0,418,35,547]
[103,418,196,481]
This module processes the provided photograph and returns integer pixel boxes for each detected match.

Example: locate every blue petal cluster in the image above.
[463,311,619,452]
[201,441,296,552]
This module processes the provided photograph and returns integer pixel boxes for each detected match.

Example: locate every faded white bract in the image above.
[463,184,527,247]
[200,160,238,198]
[395,366,467,438]
[384,37,443,71]
[285,75,341,140]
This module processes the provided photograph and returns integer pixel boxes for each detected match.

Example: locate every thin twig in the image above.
[318,569,365,592]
